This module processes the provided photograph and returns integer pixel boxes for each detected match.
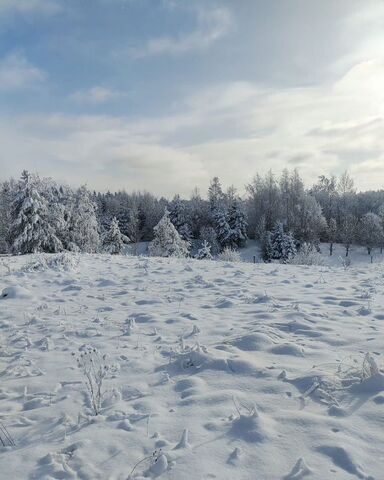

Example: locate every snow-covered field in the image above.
[125,240,384,268]
[1,253,384,479]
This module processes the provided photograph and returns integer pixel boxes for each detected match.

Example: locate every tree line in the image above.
[1,169,384,259]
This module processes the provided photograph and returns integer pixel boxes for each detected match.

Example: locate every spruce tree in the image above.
[213,208,231,250]
[208,177,224,211]
[69,185,100,253]
[227,198,248,248]
[262,231,274,262]
[10,171,63,254]
[102,217,129,254]
[169,194,192,241]
[269,222,296,262]
[0,180,15,253]
[149,210,189,258]
[281,231,297,262]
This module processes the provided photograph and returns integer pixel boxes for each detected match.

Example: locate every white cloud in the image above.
[69,87,125,105]
[0,52,46,91]
[0,114,208,196]
[1,59,384,195]
[0,0,61,15]
[130,6,231,58]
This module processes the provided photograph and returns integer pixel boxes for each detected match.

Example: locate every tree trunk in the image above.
[329,242,333,256]
[346,245,349,257]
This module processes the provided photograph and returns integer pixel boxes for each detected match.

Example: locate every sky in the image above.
[1,0,384,197]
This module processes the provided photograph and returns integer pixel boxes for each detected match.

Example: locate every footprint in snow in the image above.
[283,457,312,479]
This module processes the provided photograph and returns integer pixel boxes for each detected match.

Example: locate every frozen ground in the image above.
[0,253,383,479]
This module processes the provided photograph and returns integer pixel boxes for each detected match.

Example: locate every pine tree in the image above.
[281,231,297,262]
[9,171,63,254]
[0,179,15,253]
[126,204,141,253]
[169,195,185,228]
[149,210,189,258]
[102,217,129,254]
[213,208,231,249]
[69,185,100,253]
[269,222,296,262]
[169,194,192,241]
[262,231,274,262]
[227,198,248,248]
[270,223,285,260]
[208,177,224,211]
[41,178,68,250]
[178,223,193,242]
[195,240,212,260]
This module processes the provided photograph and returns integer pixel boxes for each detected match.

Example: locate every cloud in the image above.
[69,87,125,105]
[0,0,61,16]
[0,52,46,91]
[1,59,384,195]
[0,114,208,196]
[130,6,232,58]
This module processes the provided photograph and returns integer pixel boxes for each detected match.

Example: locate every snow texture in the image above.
[0,253,383,479]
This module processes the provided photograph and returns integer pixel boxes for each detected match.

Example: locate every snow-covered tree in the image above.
[340,214,358,257]
[213,208,231,249]
[208,177,224,211]
[195,240,212,260]
[199,226,220,255]
[378,204,384,253]
[261,231,274,262]
[358,212,383,256]
[337,171,356,225]
[310,175,338,224]
[0,179,15,253]
[149,211,189,258]
[69,185,100,253]
[178,223,193,242]
[227,198,248,248]
[188,188,211,238]
[294,195,326,246]
[9,171,63,254]
[169,195,185,227]
[126,204,141,254]
[327,218,338,256]
[40,178,69,250]
[246,171,281,233]
[169,195,192,241]
[102,217,129,254]
[269,222,297,262]
[290,242,324,266]
[281,169,306,231]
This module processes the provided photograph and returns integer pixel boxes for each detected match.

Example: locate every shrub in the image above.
[217,247,242,263]
[289,243,324,266]
[24,252,80,272]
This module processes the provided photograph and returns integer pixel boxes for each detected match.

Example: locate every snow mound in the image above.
[228,333,274,351]
[1,285,32,299]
